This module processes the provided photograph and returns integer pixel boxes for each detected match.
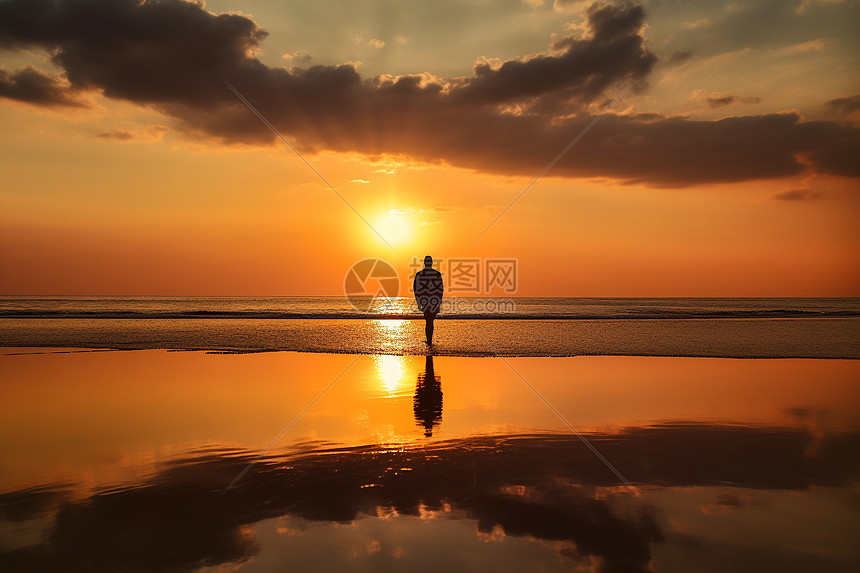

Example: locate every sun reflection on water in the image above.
[372,316,412,353]
[374,354,405,395]
[371,297,412,314]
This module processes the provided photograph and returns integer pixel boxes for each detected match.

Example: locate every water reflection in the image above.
[414,355,443,437]
[3,352,859,571]
[2,424,857,572]
[371,318,411,353]
[374,355,405,395]
[368,297,412,315]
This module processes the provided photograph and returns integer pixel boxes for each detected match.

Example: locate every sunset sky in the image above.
[1,0,858,296]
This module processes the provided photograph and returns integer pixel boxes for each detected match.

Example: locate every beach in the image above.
[2,298,859,572]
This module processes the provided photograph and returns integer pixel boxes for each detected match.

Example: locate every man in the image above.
[413,255,444,345]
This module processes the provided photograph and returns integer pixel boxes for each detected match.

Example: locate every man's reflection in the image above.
[414,355,443,437]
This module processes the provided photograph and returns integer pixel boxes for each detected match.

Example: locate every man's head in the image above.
[424,255,433,268]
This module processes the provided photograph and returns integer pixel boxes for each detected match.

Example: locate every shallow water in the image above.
[1,350,858,571]
[3,317,859,358]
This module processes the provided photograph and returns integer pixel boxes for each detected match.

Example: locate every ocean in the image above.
[1,296,858,357]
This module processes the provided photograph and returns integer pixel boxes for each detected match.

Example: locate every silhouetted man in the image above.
[413,255,444,345]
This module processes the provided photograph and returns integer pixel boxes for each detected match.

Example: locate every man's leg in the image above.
[424,312,436,344]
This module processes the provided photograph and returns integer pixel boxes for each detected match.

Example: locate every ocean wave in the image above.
[1,309,857,320]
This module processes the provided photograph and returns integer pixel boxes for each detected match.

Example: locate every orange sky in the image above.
[0,0,858,296]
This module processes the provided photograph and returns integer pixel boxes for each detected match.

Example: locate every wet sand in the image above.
[2,317,859,357]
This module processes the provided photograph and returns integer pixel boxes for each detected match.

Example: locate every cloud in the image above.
[452,2,654,110]
[773,187,822,200]
[0,0,268,108]
[682,17,710,30]
[351,178,370,184]
[0,0,857,187]
[584,1,647,43]
[666,51,693,65]
[0,66,86,108]
[826,94,860,115]
[282,50,312,65]
[794,0,845,15]
[696,91,762,108]
[97,130,136,141]
[450,111,859,186]
[97,124,168,142]
[367,38,385,49]
[553,0,590,12]
[780,39,825,54]
[147,124,169,139]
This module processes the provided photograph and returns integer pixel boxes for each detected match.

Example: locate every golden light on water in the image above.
[371,317,412,354]
[373,298,405,315]
[374,354,405,395]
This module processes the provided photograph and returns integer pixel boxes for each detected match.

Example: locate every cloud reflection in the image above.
[1,423,857,573]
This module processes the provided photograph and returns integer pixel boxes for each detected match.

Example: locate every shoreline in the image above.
[4,313,859,320]
[2,346,859,360]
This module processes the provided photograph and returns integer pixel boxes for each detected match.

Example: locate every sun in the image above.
[375,209,412,246]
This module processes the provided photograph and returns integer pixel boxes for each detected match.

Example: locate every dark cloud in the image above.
[774,188,821,201]
[0,0,857,187]
[826,94,860,114]
[376,110,859,186]
[705,93,762,108]
[586,0,646,43]
[0,66,85,107]
[448,3,655,121]
[457,15,654,107]
[97,130,135,140]
[666,50,693,65]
